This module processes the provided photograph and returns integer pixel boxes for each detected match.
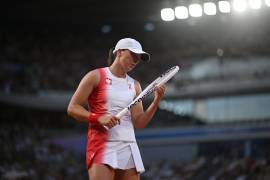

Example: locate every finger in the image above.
[159,85,166,93]
[110,119,117,126]
[113,118,120,126]
[155,87,165,98]
[159,85,166,91]
[156,87,165,95]
[107,122,113,128]
[156,85,165,92]
[104,123,110,129]
[159,88,165,95]
[111,117,120,125]
[107,118,118,127]
[106,118,114,127]
[115,117,121,125]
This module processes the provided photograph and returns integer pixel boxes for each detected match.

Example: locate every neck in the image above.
[109,61,126,78]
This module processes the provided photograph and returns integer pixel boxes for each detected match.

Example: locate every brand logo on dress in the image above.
[128,83,132,90]
[105,78,112,85]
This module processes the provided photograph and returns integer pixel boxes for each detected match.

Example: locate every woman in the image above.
[67,38,165,180]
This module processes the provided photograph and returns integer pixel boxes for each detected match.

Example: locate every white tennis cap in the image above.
[113,38,150,61]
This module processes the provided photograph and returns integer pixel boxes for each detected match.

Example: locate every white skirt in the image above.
[102,141,145,174]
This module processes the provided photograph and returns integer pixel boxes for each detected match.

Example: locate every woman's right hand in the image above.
[98,115,120,129]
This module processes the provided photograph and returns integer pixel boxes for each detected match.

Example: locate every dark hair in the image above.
[107,48,115,66]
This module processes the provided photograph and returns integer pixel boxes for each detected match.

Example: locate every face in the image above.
[117,49,141,72]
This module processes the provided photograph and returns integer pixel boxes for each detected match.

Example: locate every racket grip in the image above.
[116,108,129,119]
[103,108,128,130]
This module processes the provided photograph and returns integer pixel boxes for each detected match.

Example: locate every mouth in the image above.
[127,64,135,71]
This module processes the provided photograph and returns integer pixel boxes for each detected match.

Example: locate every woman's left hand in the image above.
[154,85,166,101]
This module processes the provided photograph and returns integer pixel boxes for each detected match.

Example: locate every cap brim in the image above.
[141,53,150,62]
[113,48,150,62]
[129,49,150,62]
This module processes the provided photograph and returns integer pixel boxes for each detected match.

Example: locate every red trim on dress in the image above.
[86,68,109,169]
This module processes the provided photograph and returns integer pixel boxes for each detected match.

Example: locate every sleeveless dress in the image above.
[86,67,145,173]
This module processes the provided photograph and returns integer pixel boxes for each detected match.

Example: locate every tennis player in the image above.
[67,38,165,180]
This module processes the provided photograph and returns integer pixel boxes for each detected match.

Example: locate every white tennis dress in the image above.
[86,67,145,173]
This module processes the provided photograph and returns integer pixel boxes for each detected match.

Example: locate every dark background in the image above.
[1,0,270,179]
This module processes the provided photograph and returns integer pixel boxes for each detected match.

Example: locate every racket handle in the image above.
[103,108,128,130]
[116,108,129,119]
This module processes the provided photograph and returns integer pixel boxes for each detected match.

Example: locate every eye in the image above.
[132,54,141,63]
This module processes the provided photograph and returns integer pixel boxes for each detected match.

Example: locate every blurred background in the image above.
[1,0,270,179]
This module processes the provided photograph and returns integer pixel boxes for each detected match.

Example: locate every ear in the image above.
[115,50,121,57]
[116,49,125,58]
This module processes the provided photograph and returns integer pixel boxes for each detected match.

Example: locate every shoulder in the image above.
[82,67,106,88]
[84,68,99,79]
[133,79,142,94]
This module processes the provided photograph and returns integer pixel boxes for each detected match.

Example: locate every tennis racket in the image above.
[103,66,179,130]
[116,65,180,119]
[103,65,179,129]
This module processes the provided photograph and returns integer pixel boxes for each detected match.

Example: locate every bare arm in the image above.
[67,69,119,128]
[131,80,166,129]
[67,70,99,123]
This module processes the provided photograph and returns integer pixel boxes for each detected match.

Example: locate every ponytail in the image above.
[107,48,115,66]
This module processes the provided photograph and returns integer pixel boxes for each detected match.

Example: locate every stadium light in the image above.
[249,0,262,9]
[101,25,112,34]
[144,23,155,32]
[265,0,270,6]
[218,1,231,13]
[161,8,175,21]
[175,6,189,19]
[204,2,217,15]
[233,0,247,12]
[189,4,203,17]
